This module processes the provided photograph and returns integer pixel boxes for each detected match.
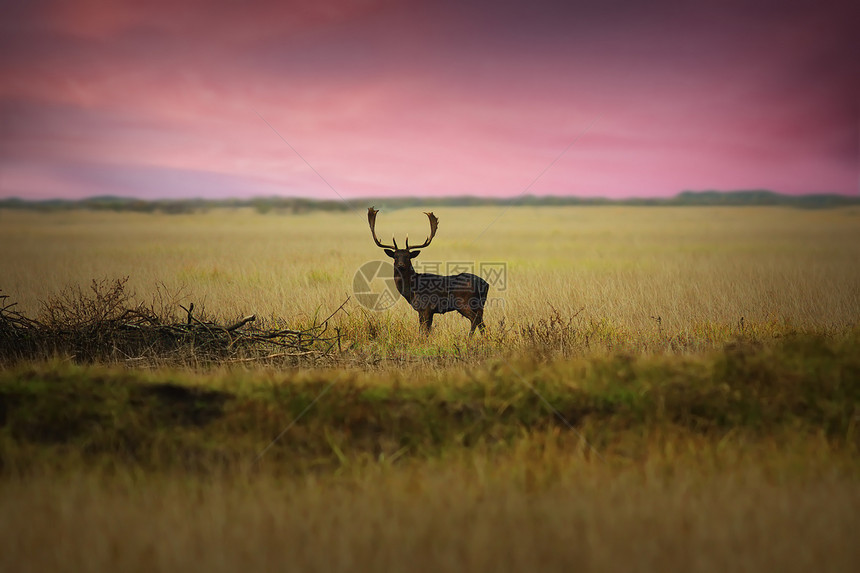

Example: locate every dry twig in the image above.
[0,282,350,366]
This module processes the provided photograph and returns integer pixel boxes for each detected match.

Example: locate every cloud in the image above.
[1,0,857,199]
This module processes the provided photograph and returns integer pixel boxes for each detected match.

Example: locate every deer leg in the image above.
[472,309,486,336]
[467,308,486,336]
[455,306,480,336]
[419,310,434,334]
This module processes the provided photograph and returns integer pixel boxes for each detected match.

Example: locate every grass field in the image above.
[1,205,859,572]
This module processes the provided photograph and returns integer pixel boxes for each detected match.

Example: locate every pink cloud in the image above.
[1,0,857,200]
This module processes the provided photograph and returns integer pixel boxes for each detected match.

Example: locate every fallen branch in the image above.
[0,284,351,366]
[225,315,256,332]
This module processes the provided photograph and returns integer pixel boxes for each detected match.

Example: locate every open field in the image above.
[1,205,859,571]
[3,205,860,355]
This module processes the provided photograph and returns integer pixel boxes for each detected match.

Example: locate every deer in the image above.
[368,206,489,335]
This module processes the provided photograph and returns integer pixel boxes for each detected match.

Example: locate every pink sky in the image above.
[1,0,857,200]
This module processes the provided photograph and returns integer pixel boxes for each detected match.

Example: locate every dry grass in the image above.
[1,334,857,571]
[2,205,859,571]
[1,448,857,573]
[2,206,859,332]
[2,206,859,361]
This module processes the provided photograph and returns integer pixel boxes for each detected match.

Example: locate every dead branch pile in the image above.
[0,278,347,366]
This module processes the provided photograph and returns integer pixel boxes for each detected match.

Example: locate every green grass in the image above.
[2,333,856,477]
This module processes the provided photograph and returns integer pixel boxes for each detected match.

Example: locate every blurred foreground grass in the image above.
[1,334,858,572]
[1,451,857,573]
[2,332,857,475]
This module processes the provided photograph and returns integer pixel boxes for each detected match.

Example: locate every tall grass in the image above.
[2,206,859,571]
[2,206,859,359]
[2,347,858,571]
[2,453,857,573]
[2,333,857,475]
[2,206,859,327]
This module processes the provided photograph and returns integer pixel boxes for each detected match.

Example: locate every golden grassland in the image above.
[2,452,857,573]
[1,205,859,572]
[3,205,859,339]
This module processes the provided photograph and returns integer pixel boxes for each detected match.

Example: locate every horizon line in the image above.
[2,188,859,205]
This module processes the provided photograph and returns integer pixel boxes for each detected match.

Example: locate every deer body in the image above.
[368,207,488,335]
[394,264,488,335]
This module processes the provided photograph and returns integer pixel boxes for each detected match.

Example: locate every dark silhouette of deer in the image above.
[368,207,489,335]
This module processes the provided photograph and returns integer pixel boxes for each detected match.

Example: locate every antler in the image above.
[405,212,438,250]
[368,207,397,250]
[369,207,438,250]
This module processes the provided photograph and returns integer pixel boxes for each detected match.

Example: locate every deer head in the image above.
[367,207,438,272]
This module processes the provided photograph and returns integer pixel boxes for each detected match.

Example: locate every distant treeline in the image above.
[2,190,858,214]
